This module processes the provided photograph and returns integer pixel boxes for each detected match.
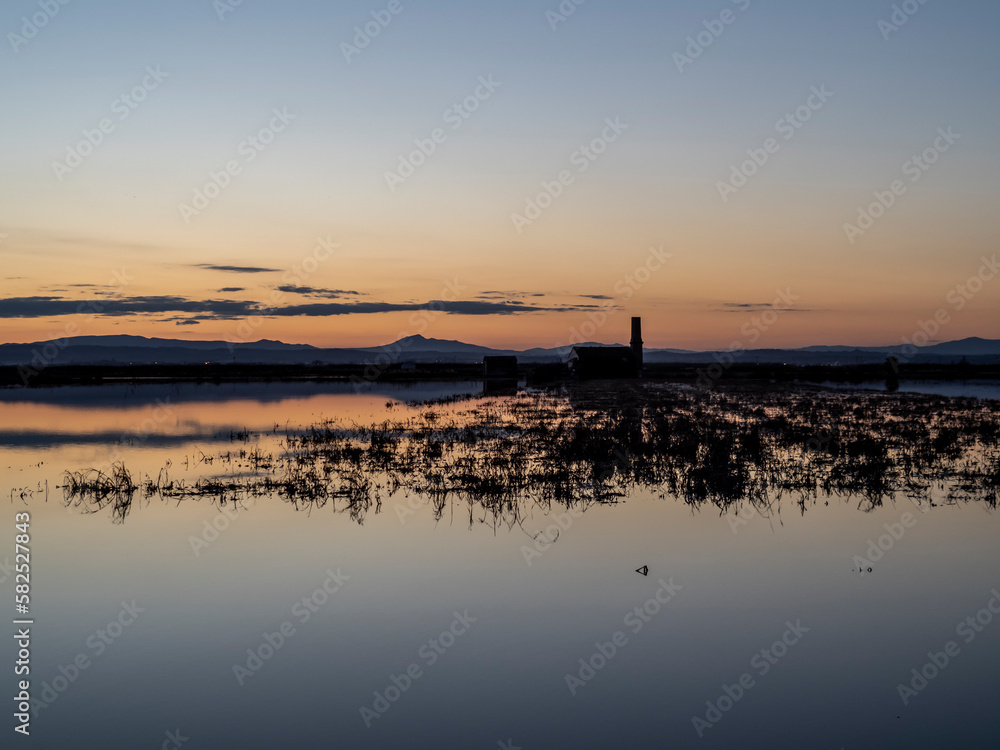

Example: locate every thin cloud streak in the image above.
[276,285,365,298]
[196,264,282,274]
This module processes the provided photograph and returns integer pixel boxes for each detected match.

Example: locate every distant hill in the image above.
[796,337,1000,357]
[40,335,318,352]
[1,334,998,367]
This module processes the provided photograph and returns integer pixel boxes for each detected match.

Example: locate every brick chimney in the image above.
[630,317,643,377]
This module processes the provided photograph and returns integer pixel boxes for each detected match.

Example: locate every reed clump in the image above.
[62,462,138,523]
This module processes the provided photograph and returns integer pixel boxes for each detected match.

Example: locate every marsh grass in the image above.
[60,383,1000,524]
[63,462,138,523]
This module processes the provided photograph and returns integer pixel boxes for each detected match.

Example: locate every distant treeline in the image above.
[2,361,1000,388]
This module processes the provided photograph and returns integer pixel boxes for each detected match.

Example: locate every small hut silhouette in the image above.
[483,355,518,395]
[567,317,644,379]
[483,356,517,380]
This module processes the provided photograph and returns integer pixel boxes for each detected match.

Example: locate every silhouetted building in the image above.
[567,316,645,379]
[483,355,518,396]
[567,346,638,379]
[483,356,518,380]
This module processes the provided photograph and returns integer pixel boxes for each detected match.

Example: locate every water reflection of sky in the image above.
[0,381,480,451]
[819,380,1000,401]
[1,382,997,749]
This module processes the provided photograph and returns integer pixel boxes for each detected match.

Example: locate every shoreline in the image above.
[2,361,1000,389]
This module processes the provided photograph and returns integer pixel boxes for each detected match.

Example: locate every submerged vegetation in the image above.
[60,383,1000,524]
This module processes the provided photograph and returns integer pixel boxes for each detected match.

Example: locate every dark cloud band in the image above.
[0,295,590,320]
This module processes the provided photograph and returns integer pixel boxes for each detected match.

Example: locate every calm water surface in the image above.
[2,381,998,749]
[818,379,1000,401]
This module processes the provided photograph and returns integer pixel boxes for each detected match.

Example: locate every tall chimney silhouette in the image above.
[630,317,643,377]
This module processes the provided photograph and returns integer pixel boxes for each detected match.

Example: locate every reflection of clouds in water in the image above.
[0,381,480,455]
[0,429,228,449]
[0,380,481,409]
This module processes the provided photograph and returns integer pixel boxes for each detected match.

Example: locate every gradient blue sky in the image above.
[1,0,998,348]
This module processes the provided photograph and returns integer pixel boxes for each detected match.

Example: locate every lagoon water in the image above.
[818,379,1000,401]
[2,381,998,749]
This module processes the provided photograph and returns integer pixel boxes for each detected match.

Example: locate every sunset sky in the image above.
[1,0,998,350]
